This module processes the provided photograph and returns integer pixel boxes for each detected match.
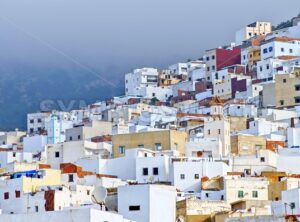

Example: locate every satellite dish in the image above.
[92,186,107,204]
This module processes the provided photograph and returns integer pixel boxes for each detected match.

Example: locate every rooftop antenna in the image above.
[91,186,107,211]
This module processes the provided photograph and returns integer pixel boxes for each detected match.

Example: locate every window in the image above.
[153,167,159,175]
[37,127,42,132]
[30,128,34,133]
[266,64,270,70]
[206,57,210,61]
[194,174,199,179]
[35,206,39,212]
[55,152,60,158]
[205,193,209,198]
[143,168,148,176]
[138,144,144,148]
[30,119,34,123]
[155,143,162,151]
[77,135,81,140]
[152,93,155,97]
[295,97,300,104]
[119,146,125,154]
[238,190,244,198]
[243,55,246,60]
[260,157,265,162]
[207,67,210,72]
[208,129,210,135]
[15,191,20,198]
[180,174,185,180]
[87,190,90,195]
[252,191,258,198]
[68,174,74,182]
[12,152,16,157]
[4,192,9,200]
[129,205,140,211]
[281,48,284,52]
[280,100,284,106]
[283,79,286,83]
[259,66,263,72]
[295,85,300,91]
[212,65,215,71]
[263,48,268,54]
[212,55,215,60]
[69,136,73,141]
[37,118,42,123]
[290,49,293,53]
[269,47,273,52]
[218,129,221,135]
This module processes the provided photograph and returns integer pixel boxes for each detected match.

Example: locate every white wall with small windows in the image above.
[125,68,172,102]
[242,118,289,136]
[170,158,230,193]
[200,190,226,201]
[188,63,206,81]
[0,151,24,168]
[257,58,283,80]
[213,75,232,100]
[118,184,176,222]
[232,149,278,176]
[27,112,51,135]
[204,117,231,156]
[224,103,257,118]
[168,63,188,76]
[136,155,170,183]
[260,40,300,61]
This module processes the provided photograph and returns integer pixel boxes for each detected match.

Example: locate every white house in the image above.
[170,158,230,193]
[23,135,47,153]
[125,68,172,102]
[185,137,223,158]
[118,184,176,222]
[235,21,272,45]
[260,37,300,61]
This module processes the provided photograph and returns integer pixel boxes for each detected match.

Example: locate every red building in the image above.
[216,47,241,71]
[204,46,241,79]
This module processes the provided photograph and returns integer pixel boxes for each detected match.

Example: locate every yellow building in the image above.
[231,134,266,155]
[112,130,187,157]
[176,197,230,222]
[263,71,300,108]
[248,46,261,69]
[22,169,61,193]
[159,70,181,86]
[228,116,248,133]
[0,169,62,194]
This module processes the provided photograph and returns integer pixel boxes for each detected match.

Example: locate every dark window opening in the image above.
[129,205,140,211]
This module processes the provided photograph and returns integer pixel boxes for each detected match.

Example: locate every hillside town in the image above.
[0,16,300,222]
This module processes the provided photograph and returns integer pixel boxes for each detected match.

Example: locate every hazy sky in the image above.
[0,0,299,79]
